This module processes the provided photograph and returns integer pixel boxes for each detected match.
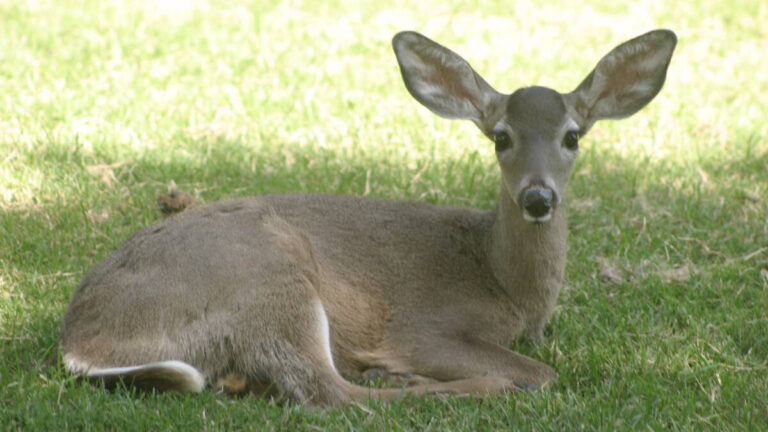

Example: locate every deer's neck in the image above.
[486,184,567,336]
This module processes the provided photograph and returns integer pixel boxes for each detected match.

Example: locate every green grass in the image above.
[2,0,767,430]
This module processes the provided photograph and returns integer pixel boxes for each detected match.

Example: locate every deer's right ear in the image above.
[392,31,503,128]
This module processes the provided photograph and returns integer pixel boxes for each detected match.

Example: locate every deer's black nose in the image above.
[521,188,554,218]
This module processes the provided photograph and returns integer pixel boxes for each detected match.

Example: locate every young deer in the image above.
[60,29,676,405]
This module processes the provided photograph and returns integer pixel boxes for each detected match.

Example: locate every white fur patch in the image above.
[523,211,553,224]
[63,352,92,375]
[563,117,580,134]
[315,300,336,371]
[63,353,205,393]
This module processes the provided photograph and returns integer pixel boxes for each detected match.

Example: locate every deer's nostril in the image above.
[522,188,553,218]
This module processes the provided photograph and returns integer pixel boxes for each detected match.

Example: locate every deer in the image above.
[60,29,676,405]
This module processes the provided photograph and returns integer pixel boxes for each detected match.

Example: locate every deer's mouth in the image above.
[522,211,553,224]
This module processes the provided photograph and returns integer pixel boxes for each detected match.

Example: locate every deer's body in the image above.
[62,193,563,396]
[61,30,676,405]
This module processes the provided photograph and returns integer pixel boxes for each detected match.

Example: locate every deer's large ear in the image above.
[566,29,677,131]
[392,31,504,128]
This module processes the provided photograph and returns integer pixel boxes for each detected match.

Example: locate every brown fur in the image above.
[60,30,676,405]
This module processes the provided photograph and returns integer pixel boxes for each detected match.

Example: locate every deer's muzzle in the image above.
[519,187,556,223]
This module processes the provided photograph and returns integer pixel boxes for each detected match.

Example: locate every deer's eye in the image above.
[563,130,579,151]
[493,132,512,152]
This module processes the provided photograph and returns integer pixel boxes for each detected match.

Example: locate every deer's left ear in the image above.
[565,29,677,132]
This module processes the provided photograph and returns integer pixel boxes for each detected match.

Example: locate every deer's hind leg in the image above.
[222,273,522,405]
[226,298,521,404]
[213,214,356,405]
[224,294,350,405]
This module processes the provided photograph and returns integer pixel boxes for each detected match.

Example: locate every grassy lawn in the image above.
[1,0,767,429]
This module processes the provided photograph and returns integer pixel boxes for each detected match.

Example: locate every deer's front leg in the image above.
[404,335,557,390]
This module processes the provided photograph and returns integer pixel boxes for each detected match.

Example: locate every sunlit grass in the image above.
[1,0,767,430]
